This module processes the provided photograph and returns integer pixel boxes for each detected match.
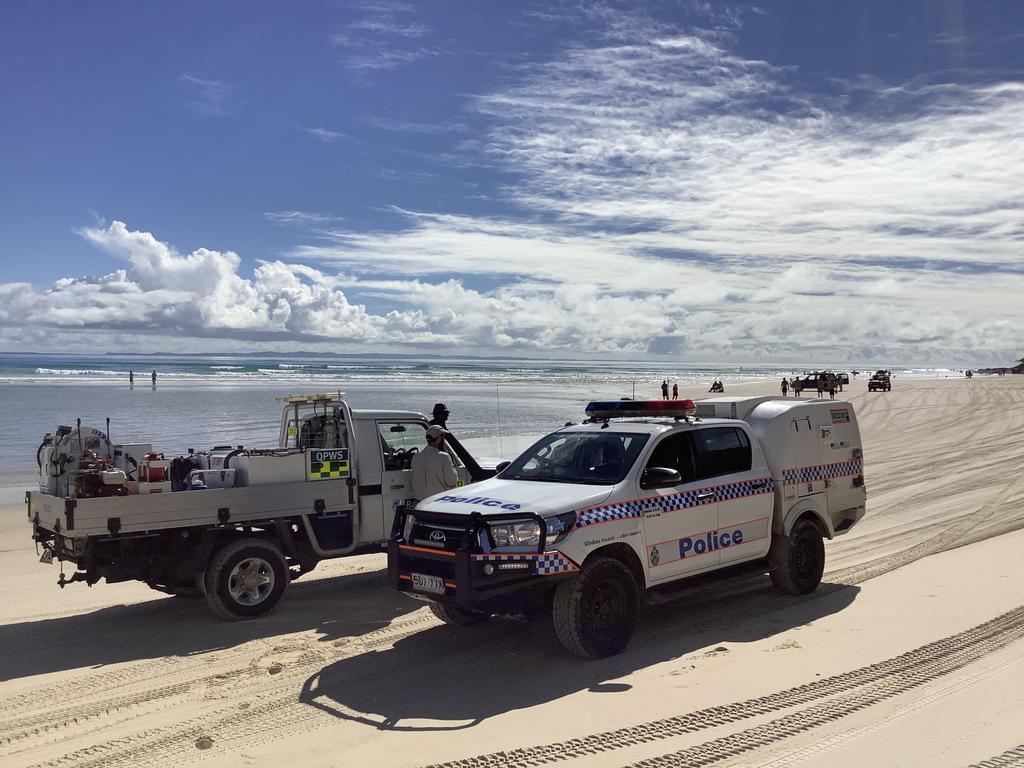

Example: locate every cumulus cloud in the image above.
[4,5,1023,364]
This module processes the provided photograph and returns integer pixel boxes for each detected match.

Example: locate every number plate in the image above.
[411,572,445,595]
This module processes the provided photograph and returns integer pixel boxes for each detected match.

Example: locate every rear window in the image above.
[694,427,751,479]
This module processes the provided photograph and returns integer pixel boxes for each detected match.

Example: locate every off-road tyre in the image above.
[204,537,289,620]
[552,556,641,658]
[429,601,489,626]
[769,519,825,595]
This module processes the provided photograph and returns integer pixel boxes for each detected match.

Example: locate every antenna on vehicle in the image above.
[496,384,504,457]
[106,417,111,445]
[76,418,82,452]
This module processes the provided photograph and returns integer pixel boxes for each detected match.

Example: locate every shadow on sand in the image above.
[0,568,420,682]
[298,579,861,732]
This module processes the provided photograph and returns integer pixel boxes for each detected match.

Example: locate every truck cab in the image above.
[389,397,866,657]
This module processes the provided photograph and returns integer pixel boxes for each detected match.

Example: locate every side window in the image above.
[377,422,428,471]
[694,427,751,479]
[645,433,698,483]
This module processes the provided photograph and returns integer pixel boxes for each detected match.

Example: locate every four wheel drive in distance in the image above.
[868,371,892,392]
[389,396,867,658]
[28,393,494,620]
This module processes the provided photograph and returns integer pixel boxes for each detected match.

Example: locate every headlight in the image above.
[545,511,578,543]
[490,520,542,548]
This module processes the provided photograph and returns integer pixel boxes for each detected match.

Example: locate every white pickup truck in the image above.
[28,393,492,619]
[389,396,866,657]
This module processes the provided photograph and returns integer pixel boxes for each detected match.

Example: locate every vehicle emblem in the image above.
[650,546,660,566]
[429,529,446,544]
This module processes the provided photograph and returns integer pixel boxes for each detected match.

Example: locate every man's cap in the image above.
[425,425,448,440]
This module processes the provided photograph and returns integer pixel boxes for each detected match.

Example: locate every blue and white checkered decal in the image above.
[783,459,862,485]
[575,477,774,530]
[472,551,579,576]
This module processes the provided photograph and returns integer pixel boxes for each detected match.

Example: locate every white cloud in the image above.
[5,6,1023,365]
[179,75,236,116]
[299,126,346,142]
[331,2,443,72]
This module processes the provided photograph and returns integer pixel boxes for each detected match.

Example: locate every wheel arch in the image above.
[779,500,834,540]
[583,542,646,590]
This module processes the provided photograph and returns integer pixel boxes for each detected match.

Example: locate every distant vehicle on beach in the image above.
[868,370,892,392]
[794,371,848,390]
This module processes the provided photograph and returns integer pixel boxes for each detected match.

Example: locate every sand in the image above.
[1,375,1023,767]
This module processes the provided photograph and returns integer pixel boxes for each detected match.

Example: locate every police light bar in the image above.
[585,400,697,420]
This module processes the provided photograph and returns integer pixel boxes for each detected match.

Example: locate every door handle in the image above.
[750,480,768,489]
[696,491,716,500]
[390,484,405,490]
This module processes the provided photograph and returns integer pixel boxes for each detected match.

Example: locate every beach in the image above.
[1,375,1022,767]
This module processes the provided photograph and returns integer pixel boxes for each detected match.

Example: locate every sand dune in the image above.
[1,376,1022,767]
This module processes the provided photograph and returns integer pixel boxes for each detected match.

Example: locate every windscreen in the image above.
[502,431,649,485]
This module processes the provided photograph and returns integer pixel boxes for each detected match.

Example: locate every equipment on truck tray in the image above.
[27,391,499,620]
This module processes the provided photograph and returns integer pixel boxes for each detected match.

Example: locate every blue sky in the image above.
[1,1,1022,364]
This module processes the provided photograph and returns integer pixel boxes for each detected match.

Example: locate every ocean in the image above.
[0,353,956,479]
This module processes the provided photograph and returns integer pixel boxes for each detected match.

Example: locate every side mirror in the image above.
[495,460,511,473]
[640,466,681,490]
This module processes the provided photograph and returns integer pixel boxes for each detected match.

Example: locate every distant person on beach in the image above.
[793,379,802,397]
[781,377,789,397]
[816,377,824,398]
[672,382,678,399]
[151,370,157,389]
[410,425,458,501]
[429,403,450,429]
[661,380,669,399]
[129,370,134,389]
[827,374,837,400]
[709,381,724,393]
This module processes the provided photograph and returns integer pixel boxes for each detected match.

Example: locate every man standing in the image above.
[410,425,458,501]
[429,403,450,429]
[671,382,678,399]
[781,377,789,397]
[151,370,157,389]
[661,380,669,400]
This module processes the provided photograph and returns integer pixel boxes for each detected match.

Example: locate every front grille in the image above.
[409,520,472,553]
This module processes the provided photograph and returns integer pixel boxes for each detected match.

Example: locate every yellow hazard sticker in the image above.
[308,448,350,481]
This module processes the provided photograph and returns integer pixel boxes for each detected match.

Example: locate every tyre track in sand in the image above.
[11,462,1023,767]
[967,745,1024,768]
[422,607,1024,768]
[18,616,525,768]
[10,381,1024,766]
[0,610,440,758]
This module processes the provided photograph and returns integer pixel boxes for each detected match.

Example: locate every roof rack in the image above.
[275,392,347,405]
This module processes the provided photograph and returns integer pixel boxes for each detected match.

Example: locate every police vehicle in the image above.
[389,396,866,658]
[28,393,492,620]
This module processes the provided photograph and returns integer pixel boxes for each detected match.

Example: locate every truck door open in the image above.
[639,432,721,582]
[374,421,428,541]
